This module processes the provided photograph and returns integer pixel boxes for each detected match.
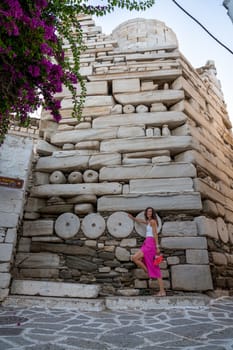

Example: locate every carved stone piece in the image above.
[68,171,83,184]
[55,213,80,239]
[83,169,99,183]
[82,213,106,239]
[107,211,134,238]
[49,171,66,184]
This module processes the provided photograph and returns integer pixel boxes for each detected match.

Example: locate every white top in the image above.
[146,224,154,238]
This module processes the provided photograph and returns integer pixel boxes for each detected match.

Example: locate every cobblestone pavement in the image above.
[0,297,233,350]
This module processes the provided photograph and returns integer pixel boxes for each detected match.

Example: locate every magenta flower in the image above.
[28,65,40,78]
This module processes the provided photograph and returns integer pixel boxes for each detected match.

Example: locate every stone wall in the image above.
[8,117,40,140]
[9,16,233,297]
[170,58,233,292]
[0,135,33,300]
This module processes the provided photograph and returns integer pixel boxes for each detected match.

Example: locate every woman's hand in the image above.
[128,213,134,220]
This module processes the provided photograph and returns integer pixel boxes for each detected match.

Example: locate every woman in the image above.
[128,207,166,297]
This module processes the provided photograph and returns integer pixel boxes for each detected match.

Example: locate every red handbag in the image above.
[153,254,164,266]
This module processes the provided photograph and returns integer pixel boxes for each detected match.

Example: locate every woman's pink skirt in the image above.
[140,237,162,279]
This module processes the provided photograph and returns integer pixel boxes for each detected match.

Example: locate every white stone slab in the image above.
[75,140,99,150]
[89,153,121,170]
[51,128,117,146]
[76,81,108,95]
[100,136,193,154]
[88,68,182,82]
[36,155,89,172]
[114,90,184,106]
[129,178,193,194]
[31,183,122,198]
[93,111,187,129]
[0,135,33,180]
[112,78,140,93]
[11,280,100,298]
[83,96,114,107]
[117,126,145,138]
[100,163,196,181]
[36,140,59,156]
[98,193,202,212]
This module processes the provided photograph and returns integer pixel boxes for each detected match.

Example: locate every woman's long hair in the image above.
[144,207,158,225]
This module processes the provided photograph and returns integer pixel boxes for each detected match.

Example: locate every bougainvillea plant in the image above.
[0,0,155,144]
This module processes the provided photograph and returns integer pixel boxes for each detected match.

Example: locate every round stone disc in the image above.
[55,213,80,239]
[135,211,162,237]
[107,212,134,238]
[81,213,106,239]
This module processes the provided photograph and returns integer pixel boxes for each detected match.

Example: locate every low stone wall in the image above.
[13,209,213,296]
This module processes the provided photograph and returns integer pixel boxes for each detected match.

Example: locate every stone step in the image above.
[2,295,105,312]
[2,294,211,311]
[11,280,100,299]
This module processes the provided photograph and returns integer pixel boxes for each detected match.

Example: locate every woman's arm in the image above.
[151,220,160,252]
[128,213,147,224]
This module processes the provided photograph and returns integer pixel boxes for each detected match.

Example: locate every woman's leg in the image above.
[132,250,147,274]
[156,278,166,296]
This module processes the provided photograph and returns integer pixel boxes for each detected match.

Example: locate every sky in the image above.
[93,0,233,126]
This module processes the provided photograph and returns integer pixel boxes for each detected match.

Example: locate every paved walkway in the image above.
[0,296,233,350]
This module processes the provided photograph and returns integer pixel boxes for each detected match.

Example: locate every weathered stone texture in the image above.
[5,16,233,298]
[98,193,202,212]
[171,265,213,291]
[162,221,197,236]
[11,280,100,298]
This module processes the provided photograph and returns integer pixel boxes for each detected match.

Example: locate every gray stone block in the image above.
[0,273,11,288]
[0,244,13,262]
[186,249,209,264]
[161,237,207,250]
[162,221,197,236]
[171,265,213,291]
